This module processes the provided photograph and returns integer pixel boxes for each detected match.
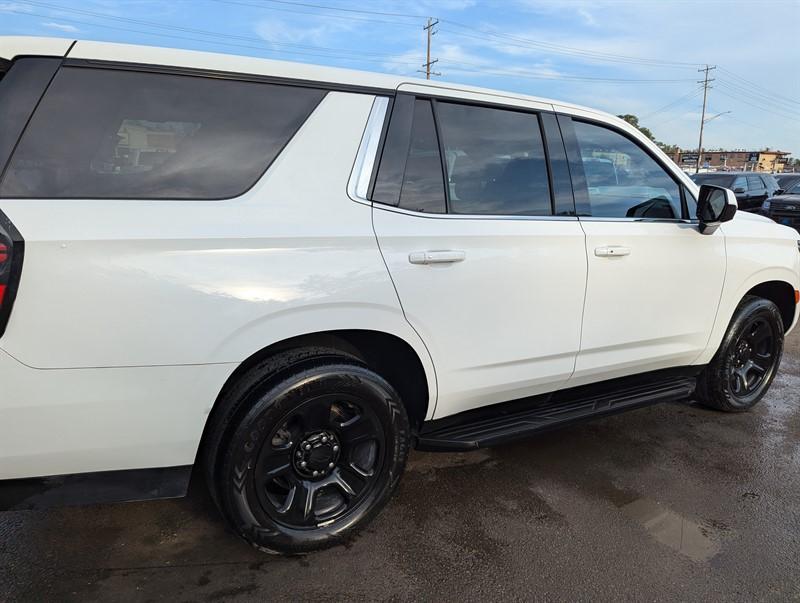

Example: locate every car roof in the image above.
[1,35,607,117]
[2,35,697,190]
[694,172,768,176]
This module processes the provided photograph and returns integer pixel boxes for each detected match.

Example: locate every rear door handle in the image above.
[408,250,466,265]
[595,245,631,257]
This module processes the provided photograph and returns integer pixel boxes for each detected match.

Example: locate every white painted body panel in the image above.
[0,37,798,480]
[0,348,235,479]
[571,220,727,386]
[373,208,587,417]
[695,215,800,364]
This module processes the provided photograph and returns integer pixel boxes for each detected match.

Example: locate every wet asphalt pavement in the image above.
[2,332,799,602]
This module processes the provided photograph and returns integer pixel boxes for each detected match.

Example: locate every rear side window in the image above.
[747,175,764,191]
[0,58,61,182]
[372,97,446,213]
[436,102,552,215]
[397,99,446,214]
[0,67,326,199]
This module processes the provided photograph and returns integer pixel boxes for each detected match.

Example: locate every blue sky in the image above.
[2,0,798,154]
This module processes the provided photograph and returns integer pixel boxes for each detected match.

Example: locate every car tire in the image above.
[696,296,784,412]
[207,348,410,554]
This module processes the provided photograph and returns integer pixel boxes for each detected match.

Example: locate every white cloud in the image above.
[0,2,33,11]
[41,21,79,33]
[255,16,354,47]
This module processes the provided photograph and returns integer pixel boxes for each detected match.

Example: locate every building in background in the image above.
[668,149,792,172]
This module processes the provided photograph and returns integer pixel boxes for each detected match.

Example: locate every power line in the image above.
[713,87,799,123]
[715,79,799,114]
[717,66,799,106]
[213,0,704,70]
[215,0,427,19]
[440,62,696,83]
[4,8,424,68]
[211,0,421,27]
[640,86,705,120]
[11,1,422,61]
[439,23,702,69]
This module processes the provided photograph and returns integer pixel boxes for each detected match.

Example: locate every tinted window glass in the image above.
[0,58,60,179]
[692,174,734,187]
[436,102,551,215]
[573,121,681,219]
[732,176,747,191]
[372,94,414,206]
[397,99,446,213]
[684,186,697,217]
[747,175,763,191]
[0,67,325,199]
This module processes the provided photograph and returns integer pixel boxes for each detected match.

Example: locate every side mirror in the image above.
[696,184,737,234]
[733,187,746,194]
[774,189,785,196]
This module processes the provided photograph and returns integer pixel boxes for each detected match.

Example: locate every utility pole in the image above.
[419,17,440,80]
[695,64,716,174]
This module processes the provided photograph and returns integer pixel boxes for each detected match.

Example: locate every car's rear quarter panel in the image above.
[0,91,436,478]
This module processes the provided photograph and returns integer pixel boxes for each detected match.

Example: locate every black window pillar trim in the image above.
[429,98,451,214]
[540,112,577,217]
[556,114,592,216]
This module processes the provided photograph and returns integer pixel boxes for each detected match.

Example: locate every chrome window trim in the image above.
[348,95,390,203]
[577,216,695,224]
[373,203,578,221]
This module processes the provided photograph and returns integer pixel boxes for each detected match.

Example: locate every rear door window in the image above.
[732,176,747,191]
[747,175,764,192]
[0,66,326,199]
[435,102,552,216]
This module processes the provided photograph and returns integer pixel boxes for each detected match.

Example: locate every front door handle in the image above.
[595,245,631,257]
[408,250,466,265]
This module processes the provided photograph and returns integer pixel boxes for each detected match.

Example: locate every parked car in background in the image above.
[762,178,800,232]
[776,173,800,193]
[691,172,783,212]
[1,37,799,555]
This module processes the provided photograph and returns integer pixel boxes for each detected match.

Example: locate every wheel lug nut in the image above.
[304,444,311,450]
[333,445,339,452]
[328,462,335,469]
[321,436,328,443]
[312,470,319,476]
[300,461,307,468]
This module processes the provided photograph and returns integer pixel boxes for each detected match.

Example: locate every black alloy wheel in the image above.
[697,296,784,411]
[727,316,777,400]
[253,394,385,529]
[209,349,410,554]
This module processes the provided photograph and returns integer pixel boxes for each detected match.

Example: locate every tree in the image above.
[617,114,655,141]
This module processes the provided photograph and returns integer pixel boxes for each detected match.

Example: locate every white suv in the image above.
[1,37,798,554]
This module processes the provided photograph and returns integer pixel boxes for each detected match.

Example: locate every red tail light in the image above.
[0,211,23,338]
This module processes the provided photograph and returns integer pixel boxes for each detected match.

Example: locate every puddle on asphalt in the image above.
[619,497,720,562]
[575,478,723,562]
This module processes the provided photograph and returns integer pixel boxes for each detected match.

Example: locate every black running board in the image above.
[417,375,696,451]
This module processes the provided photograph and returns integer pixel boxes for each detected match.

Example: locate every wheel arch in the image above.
[696,270,799,367]
[196,329,434,471]
[745,280,797,333]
